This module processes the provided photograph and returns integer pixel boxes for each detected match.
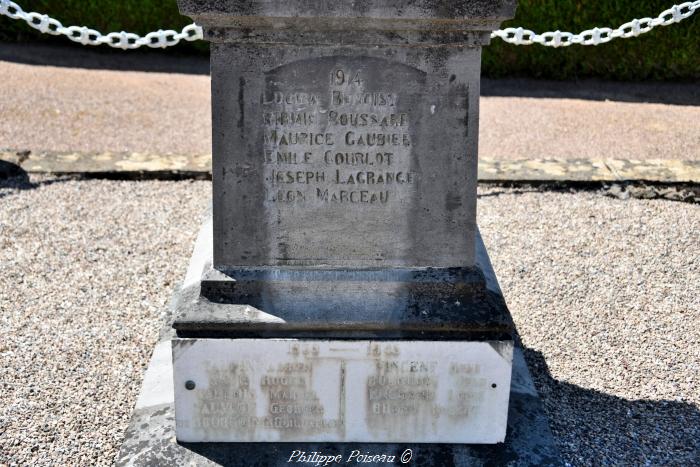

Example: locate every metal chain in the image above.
[0,0,698,50]
[0,0,203,49]
[492,1,700,47]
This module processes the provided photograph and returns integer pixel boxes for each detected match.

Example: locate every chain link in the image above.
[0,0,203,49]
[492,1,700,47]
[1,0,698,49]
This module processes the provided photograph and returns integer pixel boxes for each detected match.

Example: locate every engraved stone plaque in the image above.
[173,339,513,443]
[212,47,481,269]
[262,57,422,265]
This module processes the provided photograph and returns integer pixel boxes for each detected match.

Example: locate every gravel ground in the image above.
[0,176,698,465]
[0,175,209,466]
[478,186,700,465]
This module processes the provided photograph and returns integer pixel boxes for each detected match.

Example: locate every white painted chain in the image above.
[492,1,700,47]
[0,0,698,49]
[0,0,203,49]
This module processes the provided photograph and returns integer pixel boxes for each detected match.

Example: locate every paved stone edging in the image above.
[480,158,700,183]
[1,150,698,183]
[1,150,210,174]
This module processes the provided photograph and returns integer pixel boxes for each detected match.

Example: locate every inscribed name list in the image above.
[263,60,418,208]
[173,339,513,443]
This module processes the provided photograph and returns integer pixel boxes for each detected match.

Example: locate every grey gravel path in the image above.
[0,176,698,465]
[0,175,209,466]
[479,187,700,465]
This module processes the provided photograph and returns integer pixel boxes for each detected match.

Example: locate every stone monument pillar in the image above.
[173,0,519,445]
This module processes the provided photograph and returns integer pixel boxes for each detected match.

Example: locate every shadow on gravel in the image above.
[0,42,209,74]
[0,169,77,199]
[477,187,541,198]
[481,78,700,106]
[524,347,700,465]
[0,160,28,181]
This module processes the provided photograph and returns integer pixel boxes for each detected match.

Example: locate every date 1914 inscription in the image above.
[173,339,513,443]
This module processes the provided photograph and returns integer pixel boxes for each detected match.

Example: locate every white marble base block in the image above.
[172,339,513,443]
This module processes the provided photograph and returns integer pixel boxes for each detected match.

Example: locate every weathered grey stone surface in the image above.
[212,48,481,269]
[172,218,513,340]
[178,0,516,22]
[176,0,516,273]
[179,0,516,46]
[163,0,524,449]
[172,0,522,336]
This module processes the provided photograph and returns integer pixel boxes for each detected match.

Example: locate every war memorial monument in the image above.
[117,0,562,464]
